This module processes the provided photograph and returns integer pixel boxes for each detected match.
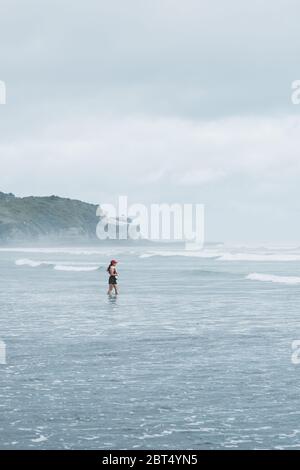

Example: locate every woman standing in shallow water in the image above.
[107,260,119,295]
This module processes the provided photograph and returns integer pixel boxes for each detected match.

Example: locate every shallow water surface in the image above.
[1,245,300,449]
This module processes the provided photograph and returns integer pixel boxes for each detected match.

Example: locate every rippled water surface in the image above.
[1,245,300,449]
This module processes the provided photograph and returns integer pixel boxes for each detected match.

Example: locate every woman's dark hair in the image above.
[107,260,117,272]
[107,263,112,273]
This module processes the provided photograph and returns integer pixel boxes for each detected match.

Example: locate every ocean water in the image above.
[1,244,300,450]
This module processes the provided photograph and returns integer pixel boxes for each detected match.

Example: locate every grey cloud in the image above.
[1,0,300,241]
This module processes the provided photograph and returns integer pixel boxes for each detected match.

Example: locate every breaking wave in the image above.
[219,253,300,261]
[15,258,101,272]
[140,248,300,261]
[15,258,55,268]
[246,273,300,285]
[54,265,100,272]
[139,250,220,259]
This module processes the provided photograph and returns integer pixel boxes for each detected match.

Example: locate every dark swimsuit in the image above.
[109,268,117,285]
[109,275,117,285]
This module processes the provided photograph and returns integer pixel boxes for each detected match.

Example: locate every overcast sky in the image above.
[0,0,300,242]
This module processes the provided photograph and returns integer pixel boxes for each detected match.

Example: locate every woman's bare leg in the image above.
[107,284,114,295]
[114,285,118,295]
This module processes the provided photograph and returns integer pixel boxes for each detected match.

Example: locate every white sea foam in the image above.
[15,258,54,268]
[15,258,101,272]
[31,435,48,443]
[219,253,300,261]
[139,250,220,259]
[139,246,300,261]
[246,273,300,285]
[54,265,100,272]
